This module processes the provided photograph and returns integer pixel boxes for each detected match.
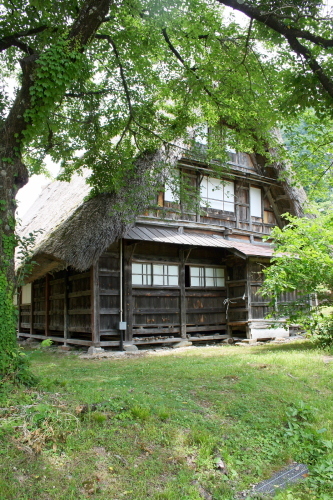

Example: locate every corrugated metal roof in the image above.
[125,225,273,257]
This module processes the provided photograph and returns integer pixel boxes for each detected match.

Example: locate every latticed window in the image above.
[132,263,179,286]
[200,177,234,212]
[132,263,152,285]
[190,266,225,287]
[152,264,178,286]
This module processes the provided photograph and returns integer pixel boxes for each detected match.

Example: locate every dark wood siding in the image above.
[18,268,94,345]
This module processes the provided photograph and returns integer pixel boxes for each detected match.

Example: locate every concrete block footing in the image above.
[123,343,139,352]
[87,346,105,355]
[172,340,193,349]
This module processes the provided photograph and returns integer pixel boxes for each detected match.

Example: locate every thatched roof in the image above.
[257,129,307,219]
[17,148,183,281]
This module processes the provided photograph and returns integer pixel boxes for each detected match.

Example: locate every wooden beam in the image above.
[179,248,187,339]
[18,332,93,346]
[264,187,283,228]
[235,180,240,229]
[124,244,136,342]
[246,260,252,340]
[45,274,50,337]
[63,271,69,345]
[91,264,101,346]
[29,282,35,335]
[18,287,22,334]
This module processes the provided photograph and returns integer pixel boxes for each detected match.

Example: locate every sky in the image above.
[16,161,59,219]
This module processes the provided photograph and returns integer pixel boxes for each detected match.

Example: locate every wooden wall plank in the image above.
[64,272,69,344]
[124,244,135,342]
[179,248,187,339]
[91,264,100,346]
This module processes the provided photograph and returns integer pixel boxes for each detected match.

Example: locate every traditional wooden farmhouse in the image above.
[16,149,305,349]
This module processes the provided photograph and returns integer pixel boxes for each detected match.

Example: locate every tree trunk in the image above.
[0,0,113,380]
[0,145,29,377]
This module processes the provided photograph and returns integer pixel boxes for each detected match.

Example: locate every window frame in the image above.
[131,261,180,288]
[250,186,262,218]
[187,265,226,288]
[200,176,235,213]
[21,283,32,304]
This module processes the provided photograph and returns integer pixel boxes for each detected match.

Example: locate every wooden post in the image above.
[29,282,35,335]
[17,287,22,335]
[235,181,240,229]
[261,186,264,233]
[63,271,69,345]
[124,244,134,342]
[196,172,202,223]
[248,182,253,234]
[246,259,252,339]
[45,274,50,337]
[91,263,100,346]
[179,248,187,339]
[264,187,283,228]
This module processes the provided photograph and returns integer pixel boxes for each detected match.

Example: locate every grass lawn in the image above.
[0,340,332,500]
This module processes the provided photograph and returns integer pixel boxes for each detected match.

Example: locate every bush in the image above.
[312,316,333,350]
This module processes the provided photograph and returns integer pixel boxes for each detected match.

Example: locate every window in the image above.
[132,263,179,286]
[132,263,152,285]
[21,283,32,304]
[250,186,262,218]
[189,266,225,287]
[164,169,196,204]
[200,177,234,212]
[152,264,179,286]
[164,182,177,203]
[194,123,209,145]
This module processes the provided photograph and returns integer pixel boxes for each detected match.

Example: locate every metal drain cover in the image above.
[252,463,309,496]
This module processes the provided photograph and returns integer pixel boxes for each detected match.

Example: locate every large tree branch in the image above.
[65,87,120,98]
[0,25,48,53]
[216,0,333,47]
[95,34,134,115]
[216,0,333,101]
[161,28,213,99]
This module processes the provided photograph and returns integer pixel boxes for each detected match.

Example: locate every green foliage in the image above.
[130,404,151,421]
[283,110,333,202]
[312,316,333,351]
[283,402,333,496]
[40,339,53,348]
[24,37,86,144]
[261,212,333,347]
[0,209,41,382]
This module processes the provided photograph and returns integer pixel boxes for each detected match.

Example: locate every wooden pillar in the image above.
[29,282,35,335]
[248,182,253,234]
[179,248,187,339]
[246,259,252,339]
[63,272,69,345]
[45,274,50,337]
[235,181,240,229]
[124,244,134,342]
[91,263,100,346]
[261,186,264,234]
[196,172,202,223]
[17,287,22,334]
[264,187,283,229]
